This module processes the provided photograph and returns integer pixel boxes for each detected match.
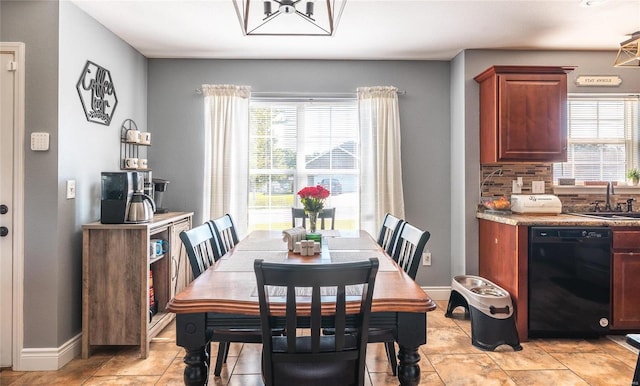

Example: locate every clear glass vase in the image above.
[307,211,318,233]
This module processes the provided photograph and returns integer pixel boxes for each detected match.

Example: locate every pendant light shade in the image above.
[232,0,347,36]
[614,31,640,67]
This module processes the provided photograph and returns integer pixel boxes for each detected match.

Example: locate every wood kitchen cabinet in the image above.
[478,219,529,340]
[82,212,193,358]
[475,65,574,163]
[611,228,640,330]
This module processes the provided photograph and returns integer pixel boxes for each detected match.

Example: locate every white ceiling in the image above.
[69,0,640,60]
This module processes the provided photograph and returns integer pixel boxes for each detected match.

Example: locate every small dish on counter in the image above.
[481,196,511,211]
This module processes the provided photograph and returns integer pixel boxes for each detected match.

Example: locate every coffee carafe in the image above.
[126,173,156,223]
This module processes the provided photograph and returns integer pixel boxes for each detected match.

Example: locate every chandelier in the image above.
[614,31,640,67]
[232,0,347,36]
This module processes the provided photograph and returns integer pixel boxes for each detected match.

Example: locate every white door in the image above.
[0,43,24,368]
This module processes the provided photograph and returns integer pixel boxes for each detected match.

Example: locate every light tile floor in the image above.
[1,300,638,385]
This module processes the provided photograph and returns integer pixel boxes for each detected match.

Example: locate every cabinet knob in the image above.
[494,238,498,244]
[0,204,7,214]
[0,227,8,237]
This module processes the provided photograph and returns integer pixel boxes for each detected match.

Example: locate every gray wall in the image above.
[1,0,60,348]
[57,1,148,345]
[453,50,640,277]
[147,59,452,286]
[1,0,147,349]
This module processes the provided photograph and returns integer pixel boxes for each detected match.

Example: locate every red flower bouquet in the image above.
[297,185,330,213]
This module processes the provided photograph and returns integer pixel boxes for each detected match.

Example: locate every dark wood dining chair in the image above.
[373,221,431,375]
[180,221,262,377]
[183,215,267,377]
[377,213,405,255]
[291,207,336,230]
[254,258,379,386]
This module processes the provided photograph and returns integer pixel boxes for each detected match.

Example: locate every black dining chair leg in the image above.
[385,341,398,376]
[205,341,212,368]
[214,342,230,376]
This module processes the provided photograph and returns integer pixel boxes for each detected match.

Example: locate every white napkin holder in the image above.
[293,240,320,256]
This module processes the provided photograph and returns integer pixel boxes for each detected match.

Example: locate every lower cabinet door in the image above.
[171,219,192,297]
[612,252,640,329]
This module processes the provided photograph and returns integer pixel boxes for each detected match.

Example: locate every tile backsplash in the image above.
[479,163,640,212]
[480,163,552,198]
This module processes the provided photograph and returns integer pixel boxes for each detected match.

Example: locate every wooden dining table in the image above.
[166,229,436,386]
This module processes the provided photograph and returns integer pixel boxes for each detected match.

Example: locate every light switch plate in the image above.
[532,181,545,194]
[31,132,50,151]
[66,180,76,199]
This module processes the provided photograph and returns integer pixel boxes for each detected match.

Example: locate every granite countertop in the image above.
[476,211,640,227]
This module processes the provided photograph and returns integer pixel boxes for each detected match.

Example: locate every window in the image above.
[247,98,359,232]
[553,96,639,183]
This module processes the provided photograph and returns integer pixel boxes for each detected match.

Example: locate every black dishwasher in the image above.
[528,227,611,338]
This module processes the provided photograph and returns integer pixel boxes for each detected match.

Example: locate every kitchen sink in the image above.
[570,212,640,220]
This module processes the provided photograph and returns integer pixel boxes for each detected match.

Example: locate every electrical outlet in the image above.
[422,250,432,266]
[66,180,76,199]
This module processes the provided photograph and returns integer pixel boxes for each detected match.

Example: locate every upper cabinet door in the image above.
[475,66,575,164]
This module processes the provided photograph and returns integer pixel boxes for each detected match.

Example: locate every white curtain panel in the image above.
[202,84,251,236]
[358,86,405,236]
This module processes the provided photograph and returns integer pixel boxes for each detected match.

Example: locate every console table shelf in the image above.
[82,211,193,358]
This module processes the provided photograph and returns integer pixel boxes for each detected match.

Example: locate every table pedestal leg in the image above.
[183,346,209,386]
[397,345,421,386]
[176,313,209,386]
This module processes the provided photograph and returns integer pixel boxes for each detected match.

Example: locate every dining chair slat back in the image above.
[392,222,431,280]
[292,207,336,230]
[211,214,239,256]
[377,213,405,255]
[291,208,307,228]
[254,258,379,386]
[179,223,219,279]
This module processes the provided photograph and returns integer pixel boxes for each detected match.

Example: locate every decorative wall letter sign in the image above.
[76,60,118,125]
[575,75,623,87]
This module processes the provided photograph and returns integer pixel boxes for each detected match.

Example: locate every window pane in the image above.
[247,99,359,232]
[553,143,626,182]
[554,97,639,183]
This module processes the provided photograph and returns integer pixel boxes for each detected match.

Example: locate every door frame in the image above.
[1,42,26,370]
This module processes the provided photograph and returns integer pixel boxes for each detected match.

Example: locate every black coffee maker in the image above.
[152,178,170,213]
[101,172,156,223]
[100,172,136,224]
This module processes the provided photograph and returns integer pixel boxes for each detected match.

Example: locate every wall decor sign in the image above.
[575,75,622,87]
[76,60,118,125]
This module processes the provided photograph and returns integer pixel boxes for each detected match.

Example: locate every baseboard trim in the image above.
[16,333,81,371]
[422,286,451,301]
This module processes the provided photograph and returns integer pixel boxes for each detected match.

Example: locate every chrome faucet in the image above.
[604,182,614,212]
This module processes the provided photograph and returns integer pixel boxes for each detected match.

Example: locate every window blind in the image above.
[553,96,639,183]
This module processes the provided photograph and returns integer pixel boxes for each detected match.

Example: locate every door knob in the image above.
[0,205,7,214]
[0,227,8,237]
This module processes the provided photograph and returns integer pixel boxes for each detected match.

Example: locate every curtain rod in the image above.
[195,89,406,97]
